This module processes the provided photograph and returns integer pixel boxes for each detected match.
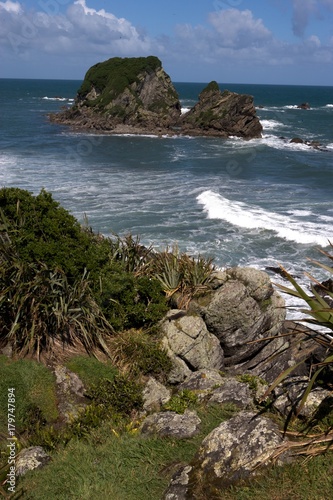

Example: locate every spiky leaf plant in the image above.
[108,232,153,275]
[0,235,113,360]
[262,243,333,459]
[150,245,215,305]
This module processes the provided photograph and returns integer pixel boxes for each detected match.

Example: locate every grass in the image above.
[64,355,118,388]
[17,403,237,499]
[219,453,333,500]
[15,401,333,499]
[0,356,58,436]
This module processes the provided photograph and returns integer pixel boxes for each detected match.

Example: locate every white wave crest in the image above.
[261,119,286,130]
[197,190,331,246]
[42,96,70,101]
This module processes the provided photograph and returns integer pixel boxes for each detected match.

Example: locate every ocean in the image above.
[0,78,332,315]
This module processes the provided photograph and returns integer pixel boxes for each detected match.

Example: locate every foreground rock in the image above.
[53,365,87,422]
[181,81,262,139]
[190,267,286,381]
[160,310,224,384]
[141,410,201,438]
[50,57,262,139]
[142,377,171,411]
[16,447,51,477]
[163,411,289,499]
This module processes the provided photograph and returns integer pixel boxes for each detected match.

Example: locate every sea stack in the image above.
[50,56,262,139]
[181,81,262,139]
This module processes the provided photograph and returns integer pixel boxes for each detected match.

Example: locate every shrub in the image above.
[96,267,168,331]
[163,390,198,414]
[87,374,143,417]
[150,245,215,308]
[0,237,112,359]
[107,329,172,379]
[65,355,118,388]
[0,187,111,282]
[0,187,171,340]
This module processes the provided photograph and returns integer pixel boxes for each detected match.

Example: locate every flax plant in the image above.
[0,235,113,360]
[263,243,333,459]
[151,245,215,305]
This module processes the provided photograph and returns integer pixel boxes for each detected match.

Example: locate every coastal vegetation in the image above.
[77,56,162,105]
[0,187,332,498]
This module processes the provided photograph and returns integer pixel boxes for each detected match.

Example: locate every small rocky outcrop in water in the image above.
[50,57,262,139]
[181,81,262,139]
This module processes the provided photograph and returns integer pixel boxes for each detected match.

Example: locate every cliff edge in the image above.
[50,57,262,139]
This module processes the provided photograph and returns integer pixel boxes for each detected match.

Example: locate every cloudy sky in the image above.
[1,0,333,85]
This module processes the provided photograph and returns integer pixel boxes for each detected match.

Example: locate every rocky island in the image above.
[49,56,262,139]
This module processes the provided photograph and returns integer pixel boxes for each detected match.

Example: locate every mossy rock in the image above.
[78,56,162,106]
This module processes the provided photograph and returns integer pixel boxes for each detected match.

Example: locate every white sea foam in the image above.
[197,190,332,246]
[325,104,333,108]
[42,96,70,101]
[261,119,287,130]
[261,134,316,152]
[181,107,191,115]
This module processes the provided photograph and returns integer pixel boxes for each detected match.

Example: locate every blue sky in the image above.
[1,0,333,85]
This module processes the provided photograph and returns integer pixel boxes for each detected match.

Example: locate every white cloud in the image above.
[0,0,151,57]
[307,34,321,47]
[208,9,272,48]
[0,1,22,14]
[0,2,332,82]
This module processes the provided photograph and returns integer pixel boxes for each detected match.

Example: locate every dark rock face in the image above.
[50,60,262,139]
[297,102,311,109]
[50,56,181,133]
[181,81,262,139]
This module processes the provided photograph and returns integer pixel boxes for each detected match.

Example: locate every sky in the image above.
[1,0,333,85]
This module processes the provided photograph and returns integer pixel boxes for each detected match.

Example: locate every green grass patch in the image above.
[65,356,118,388]
[17,403,237,499]
[217,452,333,500]
[0,355,58,435]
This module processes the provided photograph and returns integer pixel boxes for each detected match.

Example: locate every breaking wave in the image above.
[197,190,331,246]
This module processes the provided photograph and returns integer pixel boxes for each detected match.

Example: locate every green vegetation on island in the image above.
[78,56,162,103]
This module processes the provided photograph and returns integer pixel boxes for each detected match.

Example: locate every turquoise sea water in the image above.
[0,78,332,303]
